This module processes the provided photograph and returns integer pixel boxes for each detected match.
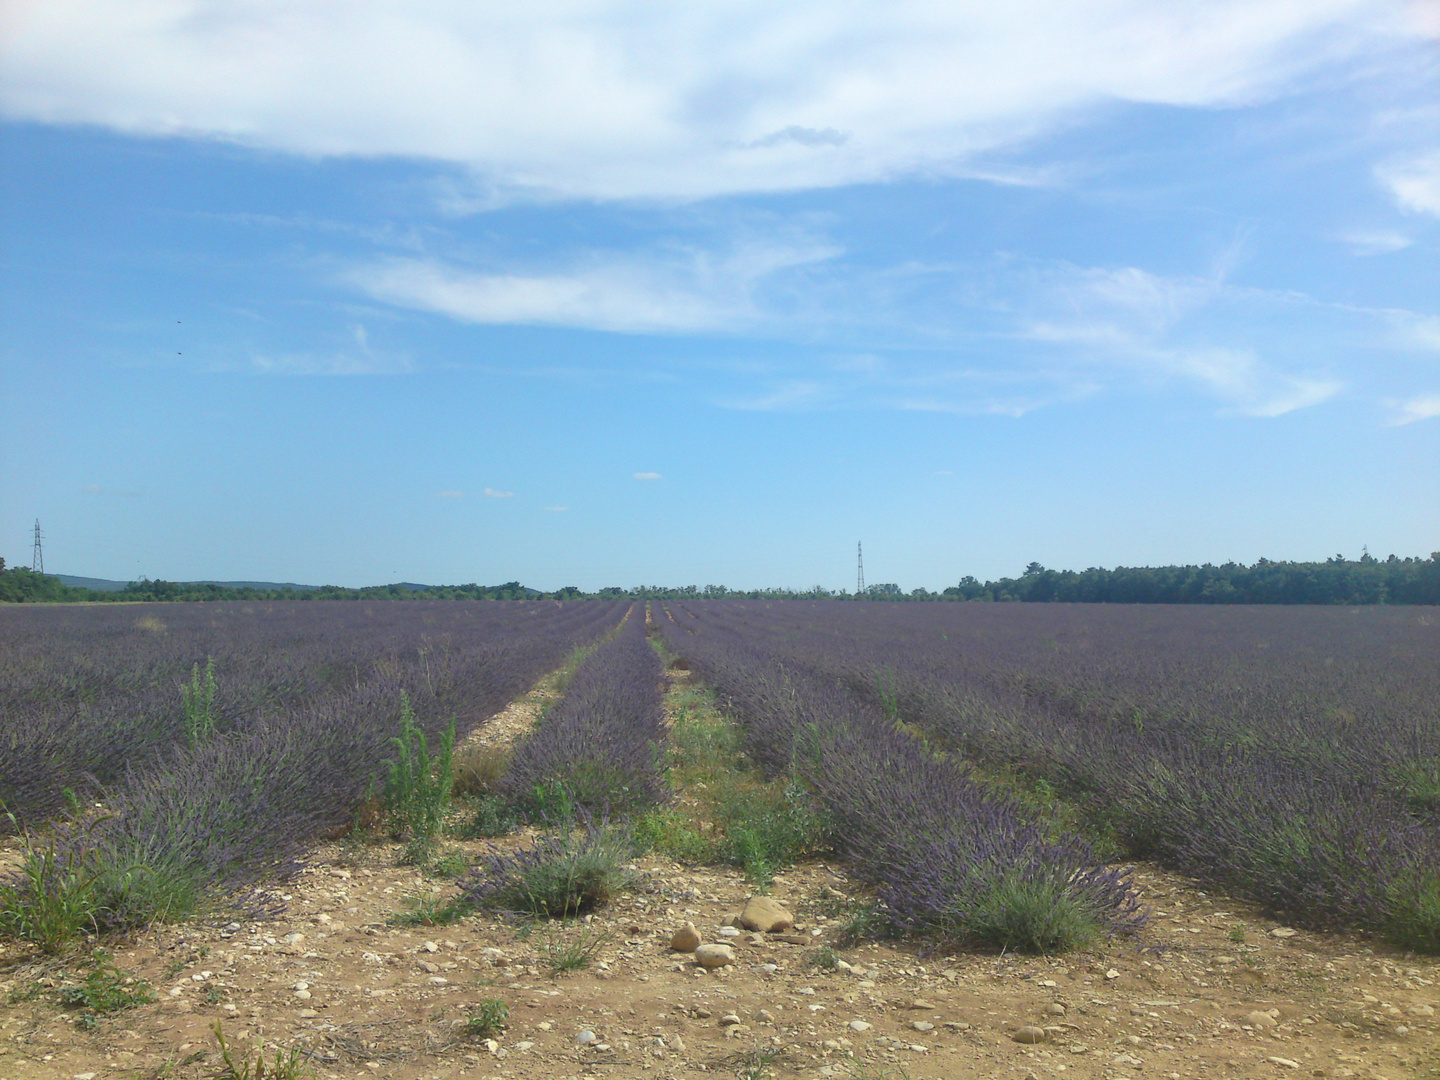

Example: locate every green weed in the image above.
[464,998,509,1040]
[539,920,613,974]
[381,691,455,854]
[182,657,218,744]
[387,891,470,927]
[56,949,155,1027]
[212,1020,308,1080]
[633,807,719,863]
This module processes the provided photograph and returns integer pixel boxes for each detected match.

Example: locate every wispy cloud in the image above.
[1337,229,1414,255]
[434,490,466,498]
[346,238,839,334]
[482,487,514,498]
[633,472,662,480]
[1,2,1419,202]
[1388,394,1440,426]
[1377,151,1440,217]
[81,483,142,498]
[248,324,413,375]
[1020,263,1345,417]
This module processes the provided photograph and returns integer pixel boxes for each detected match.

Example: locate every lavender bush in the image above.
[502,606,667,816]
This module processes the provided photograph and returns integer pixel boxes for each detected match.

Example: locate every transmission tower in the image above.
[31,519,44,574]
[856,541,865,597]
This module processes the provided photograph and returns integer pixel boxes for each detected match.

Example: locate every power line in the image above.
[31,519,43,574]
[856,541,864,597]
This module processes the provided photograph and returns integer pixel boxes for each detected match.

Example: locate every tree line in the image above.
[2,553,1437,605]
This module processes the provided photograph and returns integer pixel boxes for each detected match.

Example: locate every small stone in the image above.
[740,895,795,933]
[717,926,742,938]
[514,1041,534,1052]
[1407,1004,1435,1017]
[669,923,702,952]
[1043,1003,1067,1017]
[427,976,448,985]
[719,1014,742,1027]
[1394,1025,1410,1036]
[294,989,312,1001]
[1270,928,1298,938]
[756,1009,776,1023]
[283,932,305,945]
[417,960,439,973]
[297,1009,318,1018]
[1012,1026,1047,1044]
[695,944,737,969]
[1245,1010,1278,1028]
[422,940,438,952]
[912,1021,934,1032]
[905,998,936,1010]
[576,1029,598,1045]
[1267,1057,1301,1069]
[848,1020,873,1032]
[1105,969,1120,980]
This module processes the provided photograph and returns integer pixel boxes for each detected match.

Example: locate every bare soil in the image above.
[2,693,1438,1080]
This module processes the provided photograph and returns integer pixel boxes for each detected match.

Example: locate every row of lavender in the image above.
[654,603,1146,952]
[666,601,1440,952]
[0,601,622,827]
[499,604,668,816]
[0,601,626,933]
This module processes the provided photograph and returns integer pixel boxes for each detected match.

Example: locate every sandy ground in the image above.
[1,688,1438,1080]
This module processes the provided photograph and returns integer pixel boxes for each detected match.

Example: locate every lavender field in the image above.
[3,598,1438,956]
[654,600,1440,952]
[0,601,627,935]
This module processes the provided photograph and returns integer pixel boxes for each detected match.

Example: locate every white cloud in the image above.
[346,238,838,334]
[247,352,414,375]
[1388,394,1440,425]
[481,487,514,498]
[1022,263,1344,416]
[0,1,1414,201]
[633,472,662,480]
[434,490,466,498]
[1337,229,1414,255]
[1377,151,1440,217]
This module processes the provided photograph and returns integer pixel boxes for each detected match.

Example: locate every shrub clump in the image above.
[460,817,636,919]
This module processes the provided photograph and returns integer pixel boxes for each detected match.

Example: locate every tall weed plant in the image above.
[381,691,455,860]
[183,657,218,744]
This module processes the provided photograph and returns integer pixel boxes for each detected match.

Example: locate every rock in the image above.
[912,1021,934,1032]
[717,926,742,938]
[1012,1026,1047,1044]
[719,1013,742,1026]
[1270,927,1298,938]
[848,1020,873,1032]
[1105,969,1120,980]
[1266,1057,1301,1069]
[904,998,935,1010]
[1407,1004,1435,1017]
[1244,1010,1278,1027]
[669,923,702,952]
[1043,1003,1067,1017]
[695,944,737,969]
[740,896,795,933]
[756,1009,776,1023]
[576,1030,598,1045]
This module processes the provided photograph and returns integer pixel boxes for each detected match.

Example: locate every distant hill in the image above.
[55,575,325,592]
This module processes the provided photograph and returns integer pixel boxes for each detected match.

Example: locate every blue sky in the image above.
[2,1,1437,591]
